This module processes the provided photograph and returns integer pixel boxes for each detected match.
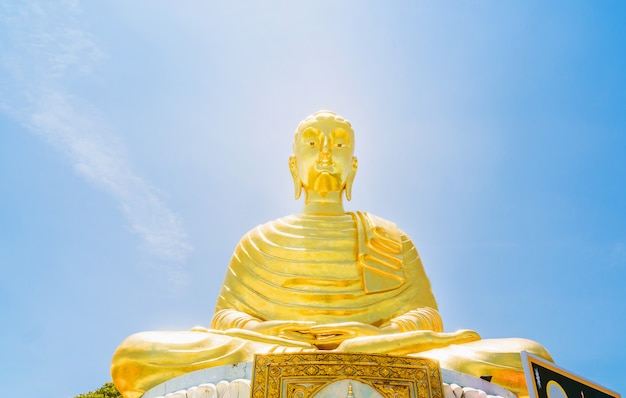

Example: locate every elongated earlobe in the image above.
[289,156,303,200]
[345,157,358,201]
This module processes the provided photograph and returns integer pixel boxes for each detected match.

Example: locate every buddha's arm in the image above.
[383,307,444,332]
[211,308,262,330]
[336,329,481,355]
[377,232,445,333]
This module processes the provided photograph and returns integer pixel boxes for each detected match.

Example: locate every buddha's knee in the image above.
[111,330,253,398]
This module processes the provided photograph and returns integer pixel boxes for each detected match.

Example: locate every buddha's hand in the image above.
[309,322,390,348]
[246,320,317,343]
[335,329,481,355]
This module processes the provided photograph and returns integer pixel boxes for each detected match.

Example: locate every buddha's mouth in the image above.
[315,161,335,172]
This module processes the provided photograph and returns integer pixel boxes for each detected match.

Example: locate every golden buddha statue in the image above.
[111,111,552,398]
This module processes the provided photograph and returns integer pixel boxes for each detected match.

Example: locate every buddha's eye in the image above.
[334,142,346,149]
[307,141,317,147]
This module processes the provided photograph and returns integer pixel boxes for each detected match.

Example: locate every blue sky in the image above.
[1,1,624,396]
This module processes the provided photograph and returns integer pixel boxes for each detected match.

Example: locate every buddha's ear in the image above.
[289,155,303,200]
[345,156,358,201]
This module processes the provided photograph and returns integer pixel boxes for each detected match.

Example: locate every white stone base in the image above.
[143,362,517,398]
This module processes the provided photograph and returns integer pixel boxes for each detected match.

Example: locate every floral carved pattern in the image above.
[251,353,443,398]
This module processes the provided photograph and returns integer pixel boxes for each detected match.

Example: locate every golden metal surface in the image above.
[111,111,552,398]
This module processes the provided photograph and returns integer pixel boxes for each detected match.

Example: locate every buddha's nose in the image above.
[319,142,332,164]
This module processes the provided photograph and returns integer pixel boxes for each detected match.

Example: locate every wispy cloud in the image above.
[0,0,191,286]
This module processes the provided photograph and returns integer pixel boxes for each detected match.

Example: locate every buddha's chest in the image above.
[253,217,359,263]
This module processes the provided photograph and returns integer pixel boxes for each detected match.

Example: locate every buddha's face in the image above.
[293,118,355,197]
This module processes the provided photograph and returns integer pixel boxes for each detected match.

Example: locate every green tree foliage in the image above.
[75,382,121,398]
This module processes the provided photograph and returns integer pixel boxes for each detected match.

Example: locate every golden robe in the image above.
[212,212,443,332]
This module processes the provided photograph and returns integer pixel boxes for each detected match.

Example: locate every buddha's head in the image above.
[290,111,358,211]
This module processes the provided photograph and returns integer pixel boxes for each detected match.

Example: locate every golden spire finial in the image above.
[345,383,355,398]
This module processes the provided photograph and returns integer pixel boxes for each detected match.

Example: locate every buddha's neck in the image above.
[302,190,346,215]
